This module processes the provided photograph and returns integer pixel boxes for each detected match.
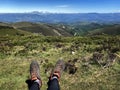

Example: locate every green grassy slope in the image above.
[12,22,72,36]
[0,34,120,90]
[0,22,10,26]
[63,22,104,36]
[89,24,120,35]
[1,22,120,36]
[0,25,31,36]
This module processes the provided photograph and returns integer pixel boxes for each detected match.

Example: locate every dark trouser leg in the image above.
[47,78,60,90]
[30,82,40,90]
[26,79,40,90]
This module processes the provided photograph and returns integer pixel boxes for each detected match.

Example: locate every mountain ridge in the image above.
[0,21,120,36]
[0,22,72,36]
[0,12,120,23]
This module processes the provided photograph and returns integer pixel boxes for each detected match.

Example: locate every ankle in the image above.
[34,79,42,87]
[52,76,58,80]
[50,72,61,81]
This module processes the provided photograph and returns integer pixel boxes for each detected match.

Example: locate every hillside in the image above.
[1,21,120,36]
[0,25,31,36]
[0,21,120,90]
[12,22,72,36]
[66,22,104,36]
[88,24,120,35]
[0,22,10,26]
[0,34,120,90]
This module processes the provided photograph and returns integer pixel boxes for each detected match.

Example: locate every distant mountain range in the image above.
[0,12,120,23]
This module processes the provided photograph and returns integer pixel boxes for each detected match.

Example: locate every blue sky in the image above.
[0,0,120,13]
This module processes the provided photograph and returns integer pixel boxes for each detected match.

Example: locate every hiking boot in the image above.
[50,59,65,80]
[30,61,42,86]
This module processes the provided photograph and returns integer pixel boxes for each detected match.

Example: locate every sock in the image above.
[34,79,41,86]
[51,76,58,80]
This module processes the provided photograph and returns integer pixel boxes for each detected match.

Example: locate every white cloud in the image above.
[117,10,120,12]
[56,5,69,8]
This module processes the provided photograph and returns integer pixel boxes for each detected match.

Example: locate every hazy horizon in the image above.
[0,0,120,13]
[0,11,120,14]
